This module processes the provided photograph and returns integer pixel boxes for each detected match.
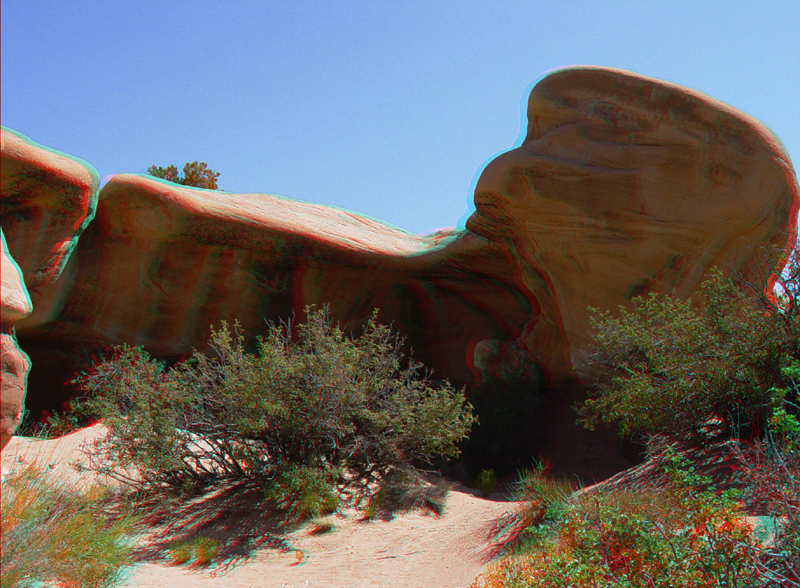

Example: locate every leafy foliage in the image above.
[475,438,800,588]
[73,307,474,520]
[475,251,800,588]
[578,268,799,441]
[475,453,763,588]
[147,161,221,189]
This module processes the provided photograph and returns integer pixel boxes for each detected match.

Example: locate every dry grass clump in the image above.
[166,537,221,566]
[1,464,142,588]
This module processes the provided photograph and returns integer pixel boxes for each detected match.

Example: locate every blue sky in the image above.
[2,1,798,234]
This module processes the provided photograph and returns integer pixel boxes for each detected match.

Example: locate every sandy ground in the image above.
[2,426,518,588]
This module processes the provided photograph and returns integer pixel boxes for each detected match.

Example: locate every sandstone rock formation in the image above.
[1,230,31,450]
[13,173,533,418]
[0,127,99,449]
[467,66,799,382]
[1,68,798,473]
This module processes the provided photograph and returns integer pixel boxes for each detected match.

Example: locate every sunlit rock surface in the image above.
[14,173,532,415]
[467,66,799,383]
[0,127,99,448]
[2,68,798,478]
[1,230,31,450]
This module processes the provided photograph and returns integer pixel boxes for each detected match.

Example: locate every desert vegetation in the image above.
[69,306,474,521]
[146,161,221,189]
[578,268,798,442]
[1,465,142,588]
[2,307,475,584]
[475,255,800,587]
[475,439,799,586]
[474,453,764,587]
[4,255,799,586]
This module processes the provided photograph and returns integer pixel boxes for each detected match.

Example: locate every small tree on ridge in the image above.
[147,161,221,190]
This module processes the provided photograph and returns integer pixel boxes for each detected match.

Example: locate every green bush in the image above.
[475,454,761,588]
[578,268,799,441]
[473,256,800,588]
[1,465,141,588]
[73,306,474,520]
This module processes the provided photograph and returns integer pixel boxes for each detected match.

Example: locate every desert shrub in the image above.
[578,268,799,442]
[474,453,762,588]
[558,262,799,586]
[470,252,800,587]
[73,306,474,520]
[472,259,800,588]
[1,465,141,588]
[735,361,800,586]
[476,468,497,497]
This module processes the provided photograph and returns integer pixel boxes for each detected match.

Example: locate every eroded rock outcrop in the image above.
[0,127,99,449]
[467,66,799,382]
[2,68,798,475]
[1,230,31,450]
[14,173,532,416]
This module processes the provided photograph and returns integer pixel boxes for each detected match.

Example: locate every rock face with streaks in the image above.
[0,127,99,449]
[14,173,533,418]
[1,68,798,478]
[467,66,799,383]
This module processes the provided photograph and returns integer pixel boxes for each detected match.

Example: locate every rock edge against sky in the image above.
[2,67,797,469]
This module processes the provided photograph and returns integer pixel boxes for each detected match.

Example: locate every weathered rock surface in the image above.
[0,127,99,449]
[14,173,532,416]
[0,230,31,325]
[2,68,798,478]
[1,230,31,450]
[467,66,799,382]
[1,128,99,322]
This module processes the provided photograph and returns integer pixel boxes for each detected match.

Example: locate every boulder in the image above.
[0,127,99,448]
[1,127,99,325]
[1,230,31,449]
[467,66,799,383]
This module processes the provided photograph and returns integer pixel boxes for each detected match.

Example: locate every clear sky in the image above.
[2,1,798,235]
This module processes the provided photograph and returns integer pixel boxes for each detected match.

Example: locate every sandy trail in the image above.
[2,425,517,588]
